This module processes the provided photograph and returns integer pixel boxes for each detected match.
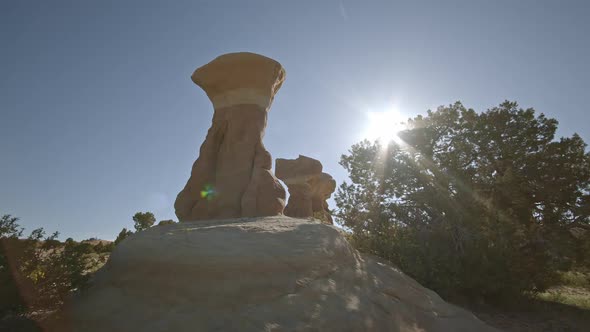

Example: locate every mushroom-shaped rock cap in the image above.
[192,52,286,110]
[275,155,323,184]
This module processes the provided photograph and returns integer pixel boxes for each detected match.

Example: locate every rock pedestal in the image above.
[310,172,337,223]
[62,217,498,332]
[276,155,336,223]
[175,52,286,221]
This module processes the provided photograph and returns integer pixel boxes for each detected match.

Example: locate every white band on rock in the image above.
[209,88,273,110]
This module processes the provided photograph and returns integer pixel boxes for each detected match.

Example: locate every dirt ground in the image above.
[461,290,590,331]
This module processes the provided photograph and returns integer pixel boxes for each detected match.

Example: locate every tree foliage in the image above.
[0,215,25,312]
[112,211,158,247]
[93,241,115,253]
[132,212,155,232]
[0,215,23,239]
[114,228,133,245]
[1,215,97,312]
[336,101,590,299]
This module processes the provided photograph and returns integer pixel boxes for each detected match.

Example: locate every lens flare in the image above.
[200,184,215,200]
[363,108,407,145]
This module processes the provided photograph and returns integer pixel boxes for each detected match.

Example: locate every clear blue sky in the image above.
[2,1,589,240]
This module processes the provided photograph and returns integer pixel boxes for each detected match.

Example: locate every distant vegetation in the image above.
[0,211,175,317]
[336,101,590,301]
[132,212,156,232]
[0,214,96,313]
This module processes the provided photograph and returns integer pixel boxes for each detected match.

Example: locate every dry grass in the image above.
[465,271,590,331]
[534,271,590,311]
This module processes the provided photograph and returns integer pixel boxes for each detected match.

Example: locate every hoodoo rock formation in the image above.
[174,52,287,221]
[276,155,337,223]
[61,53,498,332]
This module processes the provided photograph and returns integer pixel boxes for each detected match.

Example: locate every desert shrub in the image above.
[132,212,155,232]
[336,101,590,300]
[114,228,133,245]
[0,215,98,313]
[93,241,115,253]
[0,215,26,312]
[17,228,96,310]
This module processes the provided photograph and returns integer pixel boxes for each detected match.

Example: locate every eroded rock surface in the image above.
[276,155,336,223]
[310,172,337,223]
[175,52,286,221]
[63,217,498,332]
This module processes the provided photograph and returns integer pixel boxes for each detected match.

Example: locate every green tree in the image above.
[16,228,95,309]
[336,101,590,299]
[0,215,26,312]
[28,232,95,308]
[114,228,133,245]
[93,240,115,253]
[102,242,116,252]
[0,214,23,238]
[1,215,96,312]
[132,212,155,232]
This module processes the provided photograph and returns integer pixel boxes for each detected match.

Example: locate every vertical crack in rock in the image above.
[175,52,287,221]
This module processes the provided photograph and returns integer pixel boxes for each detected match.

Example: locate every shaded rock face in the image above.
[175,52,286,221]
[310,172,337,222]
[276,155,336,223]
[63,217,498,332]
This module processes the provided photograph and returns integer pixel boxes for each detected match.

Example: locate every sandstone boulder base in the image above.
[64,217,498,332]
[175,52,286,222]
[276,155,337,223]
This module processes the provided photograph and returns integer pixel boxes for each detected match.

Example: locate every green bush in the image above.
[114,228,133,245]
[93,241,115,253]
[1,215,98,313]
[0,215,26,312]
[132,212,155,232]
[336,101,590,301]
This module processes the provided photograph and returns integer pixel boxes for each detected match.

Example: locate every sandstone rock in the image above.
[276,155,323,182]
[310,172,337,223]
[63,217,498,332]
[276,155,336,223]
[175,52,286,221]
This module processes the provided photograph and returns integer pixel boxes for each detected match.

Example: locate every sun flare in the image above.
[363,108,406,144]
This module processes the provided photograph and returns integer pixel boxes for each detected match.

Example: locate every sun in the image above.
[363,108,406,144]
